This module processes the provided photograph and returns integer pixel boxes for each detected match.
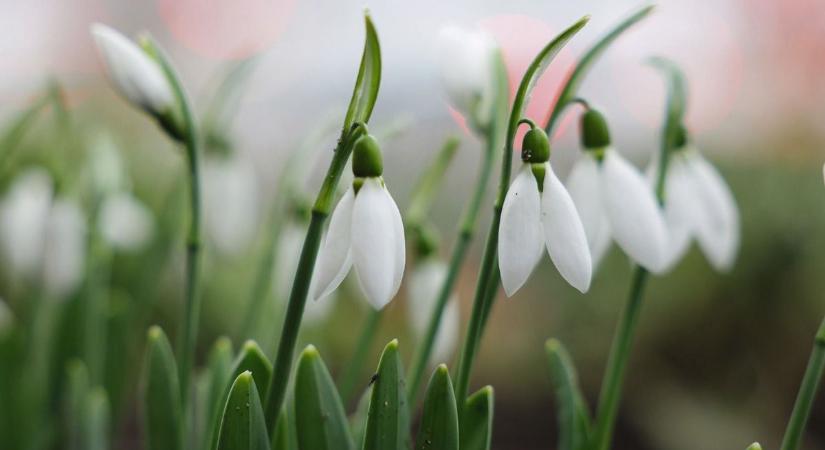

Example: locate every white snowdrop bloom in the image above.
[203,155,260,256]
[651,142,739,272]
[90,23,175,116]
[498,126,592,296]
[98,192,155,251]
[275,221,335,325]
[0,169,54,279]
[437,25,498,129]
[89,133,127,194]
[311,135,405,310]
[407,258,459,365]
[567,110,669,273]
[42,199,87,299]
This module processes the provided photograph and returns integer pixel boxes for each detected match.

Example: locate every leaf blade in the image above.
[545,339,592,450]
[216,371,270,450]
[459,386,494,450]
[142,326,183,450]
[363,339,410,450]
[343,11,382,131]
[415,365,458,450]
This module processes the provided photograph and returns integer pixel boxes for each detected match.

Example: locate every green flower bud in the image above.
[673,123,688,149]
[352,134,384,178]
[580,109,611,149]
[521,127,550,163]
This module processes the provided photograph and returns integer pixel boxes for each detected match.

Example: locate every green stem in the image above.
[780,316,825,450]
[590,267,648,450]
[264,124,365,433]
[83,229,111,386]
[406,130,495,405]
[339,308,383,404]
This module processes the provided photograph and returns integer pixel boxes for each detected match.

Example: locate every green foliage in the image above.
[458,386,494,450]
[415,365,458,450]
[204,337,234,450]
[342,11,382,132]
[216,371,270,450]
[142,326,183,450]
[294,345,355,450]
[545,339,591,450]
[363,339,410,450]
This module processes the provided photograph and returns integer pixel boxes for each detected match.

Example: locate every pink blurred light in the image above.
[157,0,296,60]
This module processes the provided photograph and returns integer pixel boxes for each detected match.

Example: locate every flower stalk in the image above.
[780,311,825,450]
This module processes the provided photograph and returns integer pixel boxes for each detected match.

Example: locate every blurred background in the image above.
[1,0,825,449]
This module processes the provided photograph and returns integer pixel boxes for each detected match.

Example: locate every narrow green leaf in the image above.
[64,360,90,450]
[142,326,183,450]
[363,339,410,450]
[416,365,458,450]
[459,386,494,450]
[544,5,655,134]
[648,57,688,201]
[84,387,110,450]
[342,11,382,131]
[406,136,461,227]
[746,443,763,450]
[506,16,589,152]
[294,345,355,450]
[349,387,372,449]
[545,339,591,450]
[216,371,270,450]
[270,409,290,450]
[204,337,234,450]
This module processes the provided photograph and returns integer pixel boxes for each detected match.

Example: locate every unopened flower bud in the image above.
[352,134,384,178]
[580,109,611,149]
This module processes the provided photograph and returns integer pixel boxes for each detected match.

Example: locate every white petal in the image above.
[541,164,592,293]
[437,25,497,126]
[684,150,740,271]
[43,199,87,300]
[498,165,544,296]
[203,156,260,256]
[351,179,402,309]
[0,169,53,279]
[601,148,669,273]
[311,188,355,301]
[406,259,459,364]
[656,154,704,272]
[566,156,611,269]
[91,24,174,114]
[98,192,154,251]
[386,185,406,300]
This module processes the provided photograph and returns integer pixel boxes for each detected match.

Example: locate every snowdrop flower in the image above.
[98,192,155,251]
[312,134,405,310]
[0,169,53,279]
[203,155,260,256]
[650,127,739,272]
[437,25,498,130]
[566,109,669,273]
[407,258,459,365]
[42,200,87,299]
[498,122,592,296]
[91,24,175,117]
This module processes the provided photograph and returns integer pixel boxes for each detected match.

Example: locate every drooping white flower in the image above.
[90,23,175,116]
[98,192,155,251]
[437,25,498,129]
[89,133,128,194]
[0,169,53,279]
[275,221,335,325]
[311,135,405,310]
[498,126,592,296]
[406,259,459,365]
[651,145,739,272]
[567,110,669,273]
[42,199,87,299]
[203,155,260,256]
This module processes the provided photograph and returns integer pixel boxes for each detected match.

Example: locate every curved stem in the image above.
[406,131,496,405]
[339,308,383,404]
[780,316,825,450]
[590,267,648,450]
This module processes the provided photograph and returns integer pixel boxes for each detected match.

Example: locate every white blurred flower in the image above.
[651,147,739,272]
[275,221,335,325]
[0,169,53,279]
[203,155,260,256]
[312,178,406,310]
[567,148,670,273]
[89,133,127,194]
[499,163,592,296]
[437,25,498,129]
[406,259,459,365]
[42,200,87,299]
[90,24,175,116]
[98,192,154,251]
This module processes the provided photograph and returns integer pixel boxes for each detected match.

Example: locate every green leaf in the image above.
[349,387,372,449]
[545,339,591,450]
[83,387,110,450]
[648,56,688,201]
[216,371,270,450]
[64,360,90,450]
[459,386,494,450]
[342,11,382,131]
[506,16,589,153]
[746,443,763,450]
[294,345,355,450]
[406,136,461,228]
[142,326,183,450]
[415,365,458,450]
[204,337,234,450]
[363,339,410,450]
[544,5,655,134]
[270,409,290,450]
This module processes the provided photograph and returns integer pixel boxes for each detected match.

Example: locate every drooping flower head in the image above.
[406,257,459,365]
[567,107,669,273]
[651,125,739,272]
[498,120,592,296]
[91,24,175,117]
[437,25,499,131]
[312,134,405,310]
